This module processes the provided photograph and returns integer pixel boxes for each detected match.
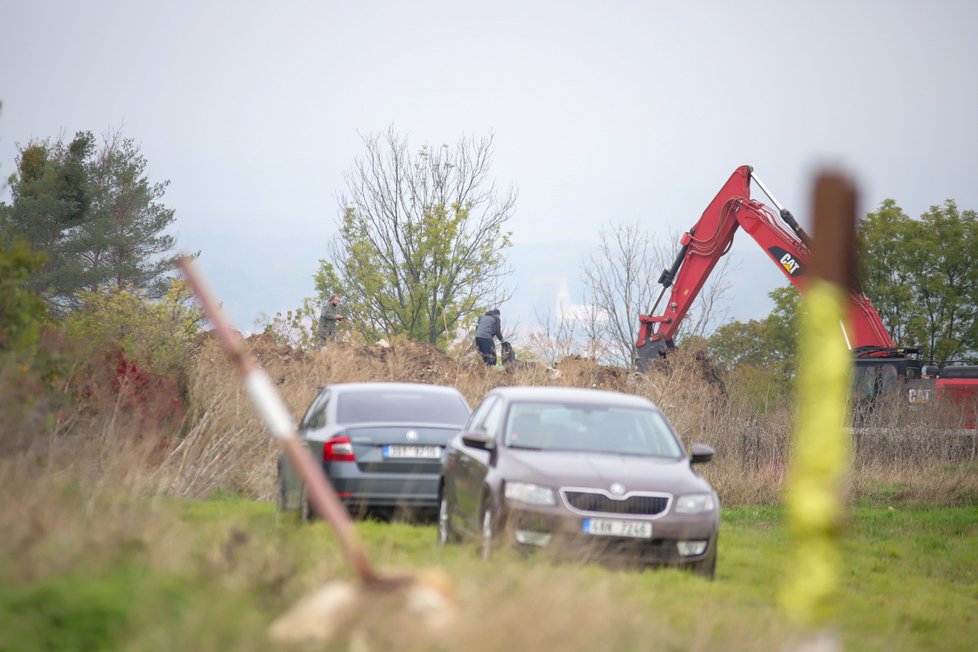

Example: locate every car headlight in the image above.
[505,481,556,506]
[675,493,716,514]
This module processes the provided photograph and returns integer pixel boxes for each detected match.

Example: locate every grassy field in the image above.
[2,338,976,650]
[1,493,975,651]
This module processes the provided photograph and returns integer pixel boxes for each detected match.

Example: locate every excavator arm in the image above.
[635,165,895,369]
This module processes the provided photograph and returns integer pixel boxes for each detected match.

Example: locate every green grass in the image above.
[1,497,976,651]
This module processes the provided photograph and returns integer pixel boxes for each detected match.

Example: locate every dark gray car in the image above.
[279,382,471,519]
[438,386,719,577]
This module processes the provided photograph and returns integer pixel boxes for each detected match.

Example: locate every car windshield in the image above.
[504,402,684,458]
[336,389,469,425]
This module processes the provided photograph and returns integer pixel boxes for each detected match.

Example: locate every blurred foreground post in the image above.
[176,257,381,583]
[780,174,857,647]
[178,257,455,645]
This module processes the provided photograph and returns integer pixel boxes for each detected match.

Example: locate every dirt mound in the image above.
[219,334,726,403]
[689,350,727,396]
[552,356,633,392]
[247,332,308,362]
[345,339,459,383]
[194,335,466,402]
[234,334,465,391]
[244,332,309,385]
[639,350,727,398]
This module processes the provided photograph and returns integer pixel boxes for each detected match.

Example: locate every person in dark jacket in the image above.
[474,308,503,365]
[317,294,344,350]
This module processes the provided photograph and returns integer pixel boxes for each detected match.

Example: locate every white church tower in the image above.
[556,278,573,323]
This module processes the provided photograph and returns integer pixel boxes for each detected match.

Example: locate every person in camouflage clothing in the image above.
[317,294,344,349]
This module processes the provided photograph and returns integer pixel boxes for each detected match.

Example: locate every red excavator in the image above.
[634,165,977,428]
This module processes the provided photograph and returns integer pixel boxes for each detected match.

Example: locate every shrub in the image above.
[66,281,201,380]
[0,238,48,353]
[58,281,203,432]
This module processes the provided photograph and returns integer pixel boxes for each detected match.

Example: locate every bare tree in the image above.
[315,128,516,345]
[582,222,733,368]
[581,222,661,368]
[525,290,613,366]
[576,293,613,362]
[525,308,580,366]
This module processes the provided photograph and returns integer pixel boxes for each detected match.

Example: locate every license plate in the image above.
[383,445,441,459]
[582,518,652,538]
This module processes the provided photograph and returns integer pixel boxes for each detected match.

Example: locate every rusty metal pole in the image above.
[177,256,394,586]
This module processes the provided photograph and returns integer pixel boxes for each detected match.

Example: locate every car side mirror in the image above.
[689,443,715,465]
[462,432,491,450]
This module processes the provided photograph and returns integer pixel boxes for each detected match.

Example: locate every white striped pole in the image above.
[178,256,401,587]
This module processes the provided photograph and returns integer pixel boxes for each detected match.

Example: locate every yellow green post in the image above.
[780,279,852,627]
[780,173,857,638]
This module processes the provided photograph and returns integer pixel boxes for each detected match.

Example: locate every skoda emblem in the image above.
[405,430,419,441]
[610,482,626,496]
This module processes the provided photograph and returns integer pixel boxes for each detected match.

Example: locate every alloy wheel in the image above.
[437,495,451,546]
[480,506,494,560]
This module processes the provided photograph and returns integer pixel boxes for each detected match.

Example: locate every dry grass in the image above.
[2,333,974,536]
[141,335,977,509]
[1,335,975,651]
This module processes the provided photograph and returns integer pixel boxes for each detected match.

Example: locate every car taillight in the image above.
[323,435,355,462]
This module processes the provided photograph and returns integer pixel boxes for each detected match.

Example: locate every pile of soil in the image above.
[551,355,633,392]
[345,339,461,383]
[217,334,728,408]
[245,332,309,385]
[636,350,728,399]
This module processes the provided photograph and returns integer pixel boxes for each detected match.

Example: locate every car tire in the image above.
[437,494,458,546]
[277,474,288,512]
[479,504,495,560]
[300,486,316,523]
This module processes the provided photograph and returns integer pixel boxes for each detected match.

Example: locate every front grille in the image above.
[562,490,670,516]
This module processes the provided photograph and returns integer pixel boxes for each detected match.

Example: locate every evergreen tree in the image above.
[1,130,177,312]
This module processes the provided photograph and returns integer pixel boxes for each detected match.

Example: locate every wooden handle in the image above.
[177,256,380,585]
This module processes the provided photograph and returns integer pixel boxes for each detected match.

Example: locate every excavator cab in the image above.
[852,359,910,405]
[851,347,921,399]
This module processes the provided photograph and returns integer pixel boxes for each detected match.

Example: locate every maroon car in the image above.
[437,386,719,577]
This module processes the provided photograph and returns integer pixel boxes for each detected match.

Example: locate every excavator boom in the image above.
[633,165,978,430]
[635,165,895,369]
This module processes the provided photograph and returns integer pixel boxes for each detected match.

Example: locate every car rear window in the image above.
[336,389,469,425]
[504,402,685,458]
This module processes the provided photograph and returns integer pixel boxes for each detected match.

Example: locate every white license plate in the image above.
[582,518,652,538]
[383,445,441,459]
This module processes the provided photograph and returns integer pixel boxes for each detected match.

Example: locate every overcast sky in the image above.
[2,0,976,337]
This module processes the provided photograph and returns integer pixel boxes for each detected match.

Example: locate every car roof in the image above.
[326,381,464,396]
[486,385,657,409]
